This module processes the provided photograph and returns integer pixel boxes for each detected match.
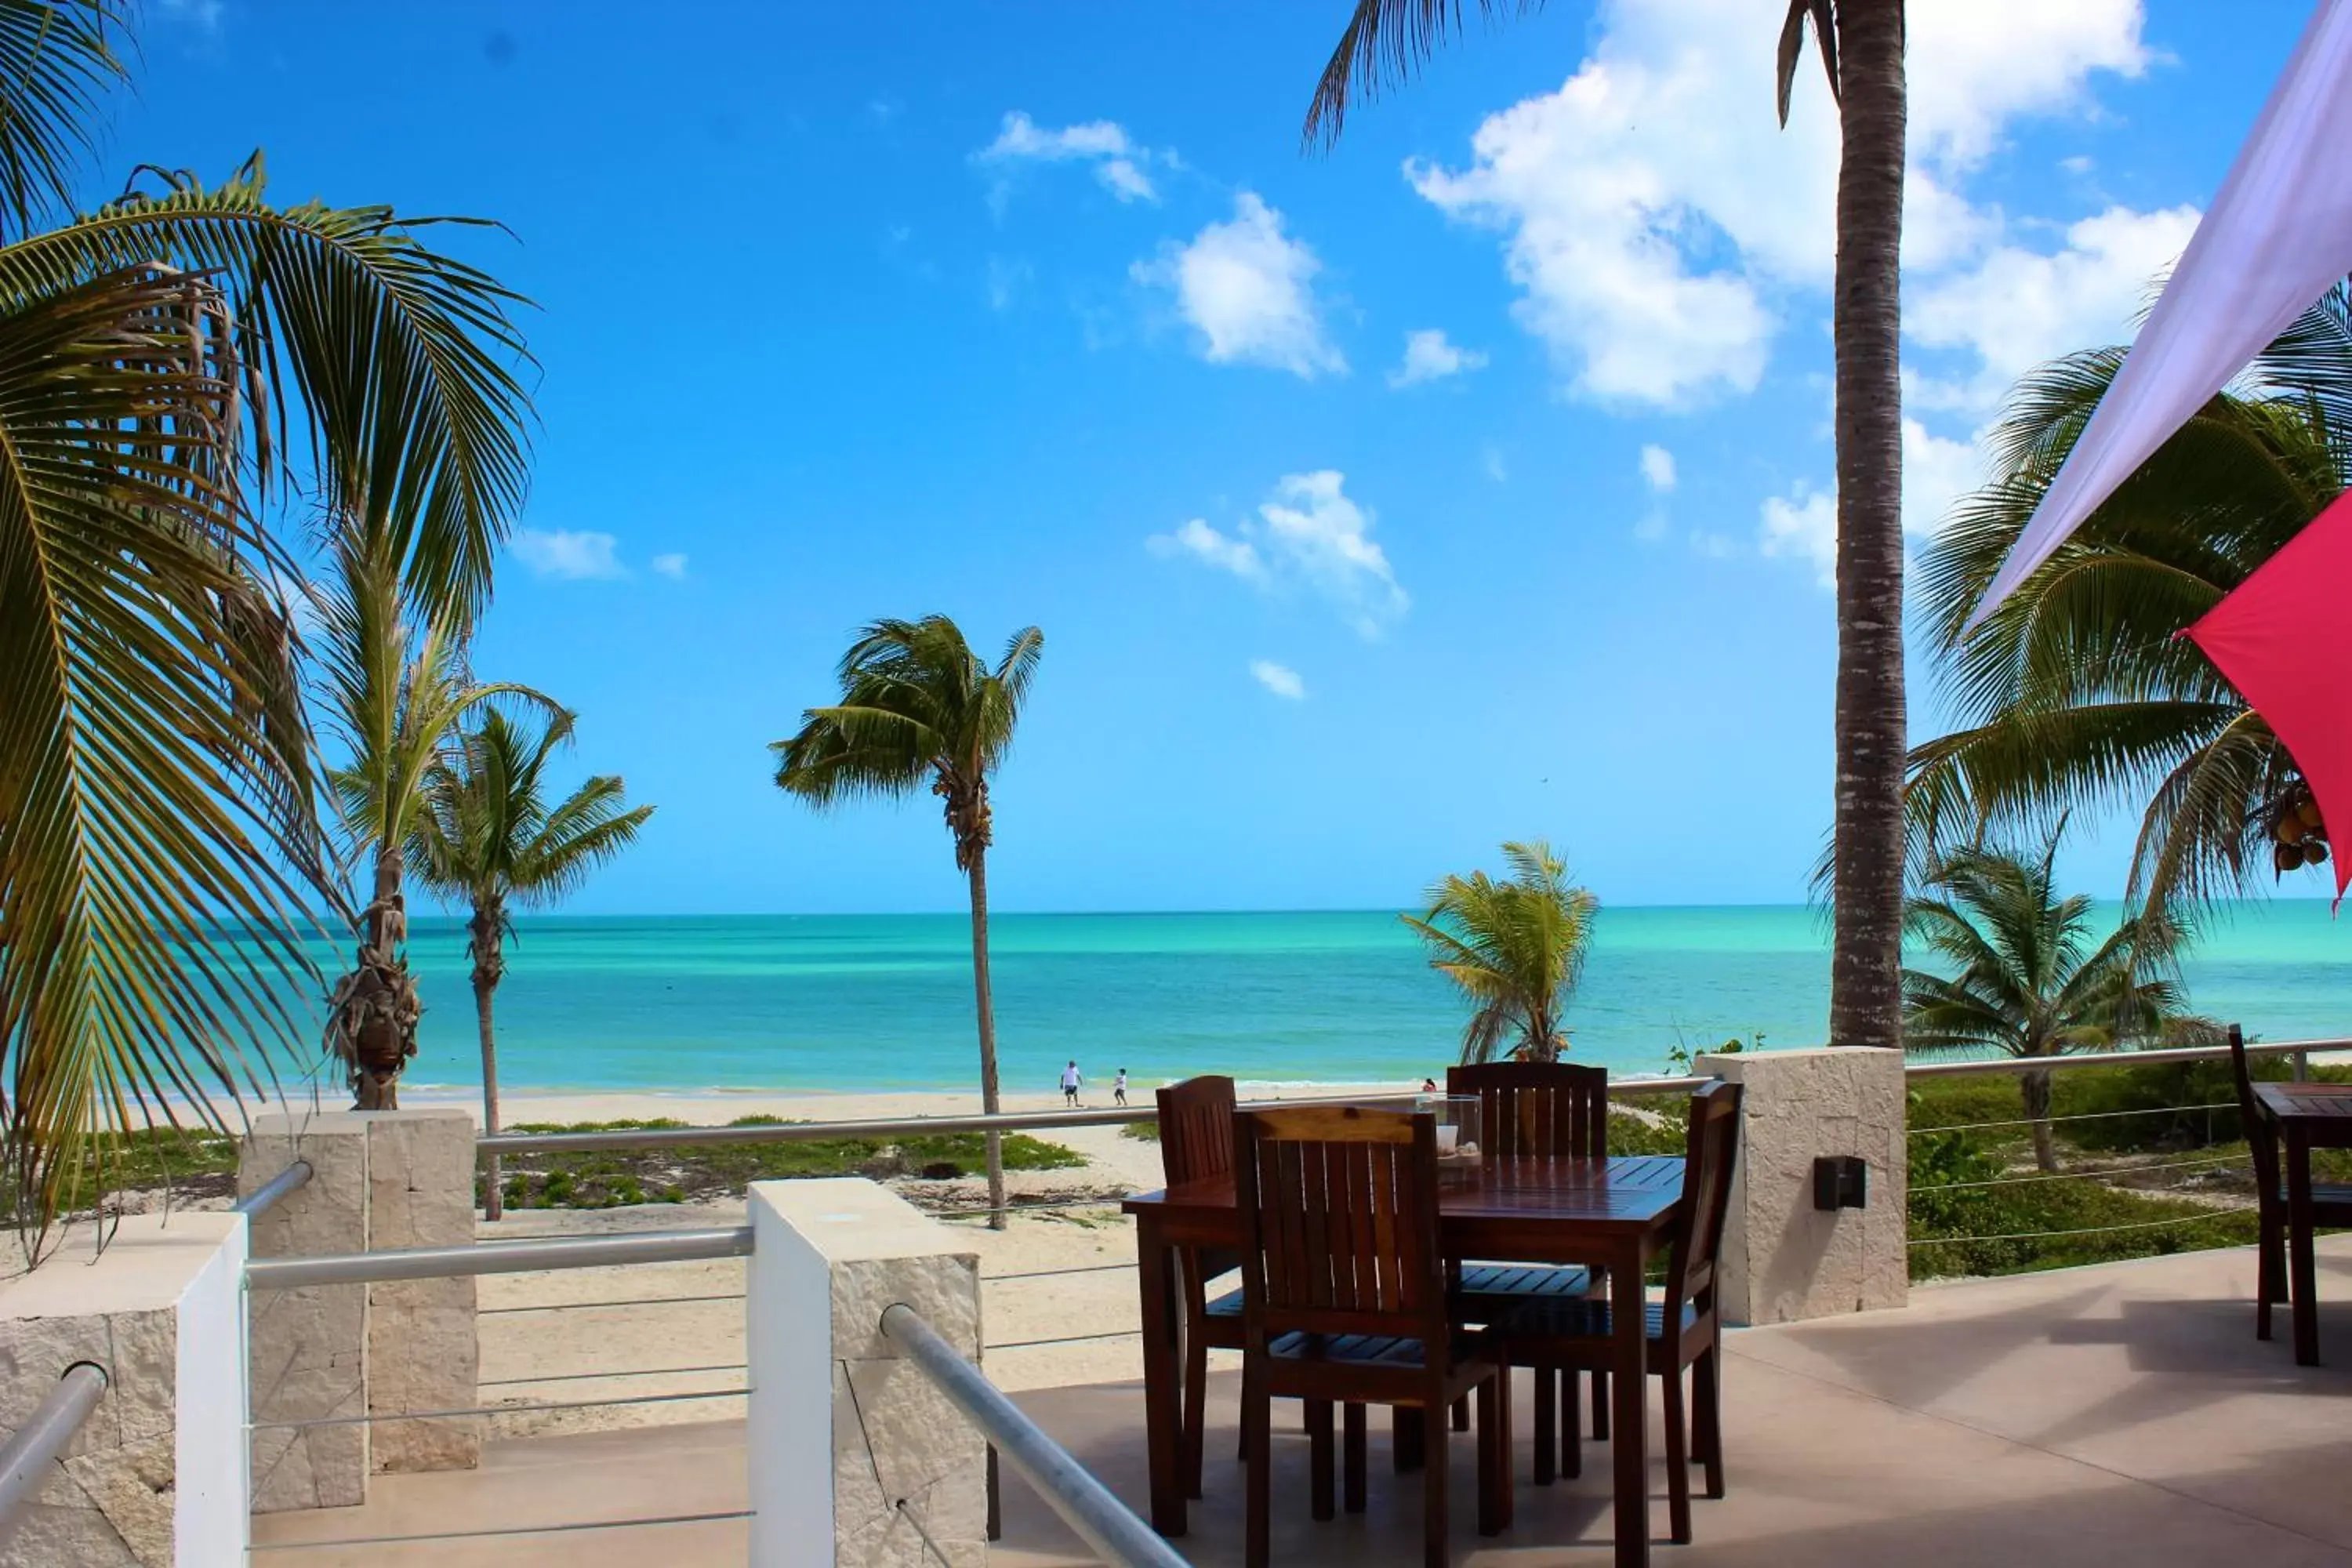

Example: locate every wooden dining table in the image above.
[2254,1080,2352,1365]
[1123,1152,1688,1568]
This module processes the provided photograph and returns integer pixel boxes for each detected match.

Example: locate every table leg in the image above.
[1611,1240,1650,1568]
[1137,1217,1188,1534]
[2288,1129,2320,1367]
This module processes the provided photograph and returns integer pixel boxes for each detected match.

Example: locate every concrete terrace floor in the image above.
[250,1236,2352,1566]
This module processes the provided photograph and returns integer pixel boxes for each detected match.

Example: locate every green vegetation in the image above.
[408,709,654,1218]
[0,1130,241,1221]
[1903,1062,2352,1281]
[1404,840,1598,1065]
[774,615,1045,1229]
[490,1116,1085,1212]
[1903,825,2201,1171]
[1907,283,2351,919]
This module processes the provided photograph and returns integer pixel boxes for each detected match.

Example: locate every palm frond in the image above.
[0,154,535,621]
[0,2,124,241]
[0,263,325,1245]
[1403,840,1595,1064]
[1302,0,1531,150]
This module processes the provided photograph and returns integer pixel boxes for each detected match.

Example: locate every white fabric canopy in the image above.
[1967,0,2352,630]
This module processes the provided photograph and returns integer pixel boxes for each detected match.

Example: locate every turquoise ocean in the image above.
[355,901,2352,1097]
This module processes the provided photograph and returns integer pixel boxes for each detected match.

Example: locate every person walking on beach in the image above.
[1061,1060,1083,1107]
[1113,1069,1129,1107]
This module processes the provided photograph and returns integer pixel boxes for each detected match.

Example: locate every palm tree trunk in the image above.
[2020,1067,2058,1174]
[1827,0,1908,1055]
[968,844,1007,1231]
[352,843,408,1110]
[474,952,504,1221]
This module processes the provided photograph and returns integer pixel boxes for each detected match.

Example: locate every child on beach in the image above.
[1113,1069,1129,1106]
[1061,1060,1083,1107]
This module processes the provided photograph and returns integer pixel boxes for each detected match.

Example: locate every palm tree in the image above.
[1902,826,2194,1172]
[316,524,550,1109]
[1403,840,1599,1065]
[0,2,531,1238]
[1907,285,2352,919]
[410,709,653,1218]
[773,617,1044,1228]
[1306,1,1911,1056]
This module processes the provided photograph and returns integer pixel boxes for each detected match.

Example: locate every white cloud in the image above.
[1639,444,1676,493]
[1132,193,1345,379]
[159,0,223,31]
[1147,517,1264,580]
[652,552,690,580]
[1250,660,1306,700]
[1388,328,1487,387]
[1406,0,2157,408]
[976,111,1162,203]
[1759,488,1836,585]
[1690,529,1738,560]
[1908,205,2199,413]
[1755,419,1994,585]
[512,528,626,581]
[1151,471,1405,636]
[1482,445,1508,483]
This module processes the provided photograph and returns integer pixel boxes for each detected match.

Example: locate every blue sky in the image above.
[118,1,2311,915]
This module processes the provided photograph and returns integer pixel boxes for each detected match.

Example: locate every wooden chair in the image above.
[1497,1080,1744,1544]
[1234,1104,1513,1568]
[1446,1060,1611,1479]
[1156,1074,1247,1499]
[2228,1025,2352,1341]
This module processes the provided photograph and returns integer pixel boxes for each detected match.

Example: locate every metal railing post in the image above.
[880,1302,1184,1568]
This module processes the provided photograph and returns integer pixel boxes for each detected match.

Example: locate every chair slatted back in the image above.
[1448,1061,1610,1159]
[1233,1105,1446,1346]
[2227,1025,2280,1196]
[1663,1081,1744,1316]
[1156,1075,1238,1186]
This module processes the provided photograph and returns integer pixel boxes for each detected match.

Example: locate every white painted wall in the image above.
[747,1183,835,1566]
[176,1214,250,1567]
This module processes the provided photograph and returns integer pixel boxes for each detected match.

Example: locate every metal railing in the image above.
[880,1302,1183,1568]
[0,1364,107,1537]
[476,1076,1713,1160]
[1905,1035,2343,1078]
[245,1225,752,1292]
[234,1160,312,1218]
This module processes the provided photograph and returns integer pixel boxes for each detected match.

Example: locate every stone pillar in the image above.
[238,1106,479,1507]
[746,1178,985,1568]
[1695,1046,1909,1325]
[361,1111,478,1475]
[0,1212,249,1568]
[241,1113,368,1512]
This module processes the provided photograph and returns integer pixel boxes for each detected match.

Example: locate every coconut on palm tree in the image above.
[1305,0,1911,1056]
[773,616,1044,1228]
[1902,825,2196,1172]
[0,2,531,1236]
[410,709,653,1218]
[1907,284,2352,919]
[1404,840,1599,1065]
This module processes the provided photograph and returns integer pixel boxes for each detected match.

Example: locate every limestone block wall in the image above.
[240,1106,480,1513]
[749,1178,986,1568]
[0,1212,249,1568]
[362,1113,478,1474]
[242,1114,368,1511]
[1696,1046,1909,1325]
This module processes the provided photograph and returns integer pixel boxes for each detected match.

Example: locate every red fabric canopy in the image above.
[2184,488,2352,906]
